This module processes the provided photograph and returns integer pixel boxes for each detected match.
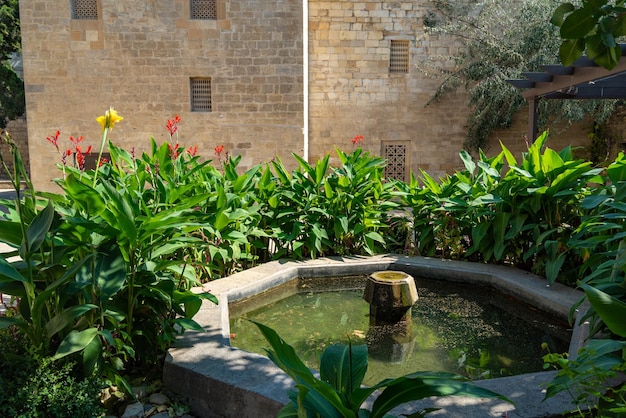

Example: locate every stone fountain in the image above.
[363,270,419,362]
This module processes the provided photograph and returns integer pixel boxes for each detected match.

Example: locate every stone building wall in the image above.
[19,0,304,191]
[19,0,602,190]
[308,0,471,179]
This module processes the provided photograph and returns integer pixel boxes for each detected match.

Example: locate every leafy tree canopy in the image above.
[422,0,617,151]
[0,0,20,59]
[553,0,626,69]
[0,0,23,129]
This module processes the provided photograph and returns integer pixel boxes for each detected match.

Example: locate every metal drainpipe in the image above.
[302,0,309,162]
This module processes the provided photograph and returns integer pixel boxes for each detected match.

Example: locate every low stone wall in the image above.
[164,255,588,418]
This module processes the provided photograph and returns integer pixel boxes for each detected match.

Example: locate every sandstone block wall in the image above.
[20,0,303,191]
[308,0,473,178]
[20,0,601,190]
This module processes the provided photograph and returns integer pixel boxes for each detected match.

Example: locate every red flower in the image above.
[168,142,180,159]
[351,135,364,145]
[61,149,72,166]
[98,158,109,167]
[186,145,198,156]
[69,135,84,145]
[166,115,181,137]
[214,145,225,156]
[46,131,61,152]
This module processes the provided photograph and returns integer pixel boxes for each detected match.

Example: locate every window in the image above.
[383,143,408,181]
[191,0,217,20]
[389,40,410,74]
[71,0,98,20]
[190,78,212,112]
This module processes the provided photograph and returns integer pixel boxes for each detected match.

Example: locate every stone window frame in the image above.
[190,77,213,112]
[71,0,100,20]
[389,40,410,74]
[189,0,226,20]
[382,141,410,181]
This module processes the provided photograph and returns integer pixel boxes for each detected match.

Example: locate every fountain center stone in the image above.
[363,270,418,325]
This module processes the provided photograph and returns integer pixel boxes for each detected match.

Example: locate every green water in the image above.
[229,277,570,385]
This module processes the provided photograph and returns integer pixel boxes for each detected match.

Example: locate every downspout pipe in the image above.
[302,0,309,162]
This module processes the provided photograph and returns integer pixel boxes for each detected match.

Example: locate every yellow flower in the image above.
[96,106,123,130]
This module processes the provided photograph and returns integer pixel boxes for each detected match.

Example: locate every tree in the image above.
[552,0,626,70]
[0,0,24,129]
[421,0,617,151]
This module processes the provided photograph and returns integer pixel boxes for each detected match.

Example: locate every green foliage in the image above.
[543,152,626,416]
[552,0,626,69]
[259,147,397,259]
[0,133,217,395]
[0,0,20,59]
[543,339,626,416]
[423,0,617,151]
[399,132,601,284]
[252,321,512,417]
[0,329,104,418]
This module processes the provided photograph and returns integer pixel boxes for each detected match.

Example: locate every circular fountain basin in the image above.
[163,255,589,418]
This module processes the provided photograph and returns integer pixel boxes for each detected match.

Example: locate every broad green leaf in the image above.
[493,212,511,261]
[95,246,127,301]
[0,220,22,246]
[545,252,566,285]
[45,304,98,337]
[54,327,99,360]
[607,158,626,182]
[173,317,205,332]
[559,39,585,66]
[0,316,27,330]
[100,184,137,243]
[0,256,27,283]
[320,343,368,395]
[315,155,330,185]
[551,3,575,26]
[251,321,315,382]
[64,173,106,215]
[369,372,512,418]
[560,7,597,39]
[215,211,230,231]
[25,201,54,253]
[592,43,622,70]
[581,283,626,337]
[364,231,385,245]
[83,334,103,376]
[459,150,475,174]
[615,13,626,37]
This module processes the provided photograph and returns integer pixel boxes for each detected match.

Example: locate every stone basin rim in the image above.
[163,254,589,418]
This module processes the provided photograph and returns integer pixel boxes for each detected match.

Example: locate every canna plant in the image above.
[252,321,513,418]
[261,145,396,259]
[0,111,220,394]
[400,132,602,284]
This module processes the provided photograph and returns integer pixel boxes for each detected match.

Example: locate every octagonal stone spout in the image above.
[363,271,418,326]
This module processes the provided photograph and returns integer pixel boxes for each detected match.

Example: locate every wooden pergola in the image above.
[507,44,626,141]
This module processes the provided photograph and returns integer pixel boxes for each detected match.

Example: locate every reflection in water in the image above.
[229,276,570,385]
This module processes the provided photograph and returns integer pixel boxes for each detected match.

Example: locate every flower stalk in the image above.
[94,106,123,187]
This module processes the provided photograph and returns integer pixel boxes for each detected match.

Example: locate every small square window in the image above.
[389,40,410,74]
[383,143,408,181]
[190,78,212,112]
[71,0,98,20]
[191,0,217,20]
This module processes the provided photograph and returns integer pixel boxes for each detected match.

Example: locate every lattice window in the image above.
[190,78,212,112]
[383,143,407,180]
[389,40,410,73]
[71,0,98,20]
[191,0,217,19]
